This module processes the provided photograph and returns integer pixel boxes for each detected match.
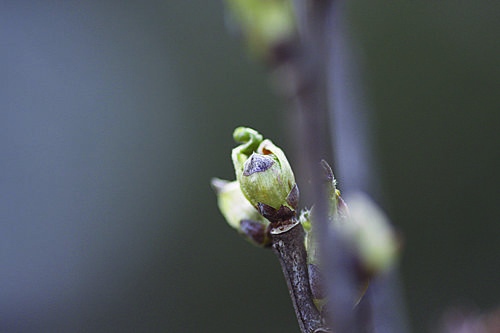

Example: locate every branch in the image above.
[271,221,330,333]
[288,0,363,331]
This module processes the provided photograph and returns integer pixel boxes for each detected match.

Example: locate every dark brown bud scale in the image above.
[239,219,270,246]
[257,202,295,224]
[286,184,300,210]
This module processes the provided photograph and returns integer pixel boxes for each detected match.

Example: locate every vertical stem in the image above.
[326,2,410,332]
[271,222,330,333]
[290,0,362,331]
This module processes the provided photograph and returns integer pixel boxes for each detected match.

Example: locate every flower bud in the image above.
[320,159,339,218]
[232,127,298,219]
[240,151,293,210]
[211,178,261,229]
[211,178,271,246]
[339,192,400,275]
[224,0,296,60]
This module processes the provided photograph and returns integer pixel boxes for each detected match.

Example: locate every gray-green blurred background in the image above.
[1,1,499,332]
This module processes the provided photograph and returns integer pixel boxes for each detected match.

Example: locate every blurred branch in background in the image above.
[326,2,409,333]
[289,0,410,331]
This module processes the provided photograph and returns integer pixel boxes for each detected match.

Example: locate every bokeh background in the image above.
[1,1,499,332]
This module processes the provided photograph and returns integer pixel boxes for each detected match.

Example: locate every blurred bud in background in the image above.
[438,306,500,333]
[224,0,296,61]
[340,192,400,277]
[302,162,399,309]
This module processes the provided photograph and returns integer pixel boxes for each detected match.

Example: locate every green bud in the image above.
[211,178,262,229]
[299,168,375,309]
[224,0,295,59]
[211,178,271,246]
[301,160,344,265]
[320,160,339,218]
[240,152,293,210]
[231,127,297,218]
[339,193,399,275]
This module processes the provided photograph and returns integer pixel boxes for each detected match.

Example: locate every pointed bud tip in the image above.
[320,159,336,184]
[210,178,229,194]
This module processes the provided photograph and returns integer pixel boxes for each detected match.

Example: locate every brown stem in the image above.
[271,222,330,333]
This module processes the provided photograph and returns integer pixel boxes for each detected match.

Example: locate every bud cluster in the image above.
[212,127,298,246]
[213,127,400,311]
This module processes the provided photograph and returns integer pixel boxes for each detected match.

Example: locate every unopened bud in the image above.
[224,0,296,60]
[211,178,262,230]
[232,127,298,219]
[240,219,271,246]
[240,152,295,211]
[340,192,400,275]
[320,160,339,218]
[212,178,271,246]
